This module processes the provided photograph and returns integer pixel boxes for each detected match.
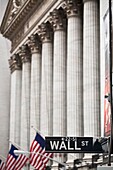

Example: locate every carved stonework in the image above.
[49,9,66,31]
[38,23,53,43]
[7,0,26,25]
[19,44,31,63]
[1,0,43,42]
[28,34,41,54]
[12,27,24,52]
[62,0,82,17]
[9,54,22,73]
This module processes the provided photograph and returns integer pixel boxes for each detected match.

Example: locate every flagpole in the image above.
[31,125,45,138]
[0,155,6,161]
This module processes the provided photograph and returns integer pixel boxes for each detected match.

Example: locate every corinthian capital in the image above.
[49,9,66,31]
[9,54,22,73]
[38,23,53,43]
[28,34,41,54]
[62,0,82,17]
[19,44,31,63]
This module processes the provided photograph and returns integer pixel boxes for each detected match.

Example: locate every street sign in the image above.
[45,137,108,153]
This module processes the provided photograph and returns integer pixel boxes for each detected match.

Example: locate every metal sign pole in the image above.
[108,0,113,166]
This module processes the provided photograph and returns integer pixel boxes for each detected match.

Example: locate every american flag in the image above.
[5,144,18,170]
[5,144,28,170]
[29,133,53,169]
[0,159,5,170]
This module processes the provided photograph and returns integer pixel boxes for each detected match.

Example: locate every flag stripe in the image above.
[30,142,40,162]
[0,159,5,170]
[15,155,28,170]
[31,149,43,167]
[6,155,16,170]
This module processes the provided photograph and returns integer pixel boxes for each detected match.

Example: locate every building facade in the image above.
[1,0,111,169]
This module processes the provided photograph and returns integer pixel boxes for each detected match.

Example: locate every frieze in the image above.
[12,27,24,51]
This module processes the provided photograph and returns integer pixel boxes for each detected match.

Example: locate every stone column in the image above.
[63,0,83,161]
[9,54,22,145]
[38,23,53,136]
[50,9,66,163]
[20,45,31,151]
[83,0,100,137]
[29,35,41,143]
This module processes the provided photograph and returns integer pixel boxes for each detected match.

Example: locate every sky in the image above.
[0,0,8,24]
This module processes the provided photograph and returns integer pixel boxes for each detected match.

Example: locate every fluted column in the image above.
[38,23,53,136]
[83,0,100,137]
[20,45,31,151]
[29,35,41,143]
[50,9,66,163]
[63,0,83,161]
[9,54,22,145]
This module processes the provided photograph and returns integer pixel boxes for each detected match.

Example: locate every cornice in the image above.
[0,0,12,31]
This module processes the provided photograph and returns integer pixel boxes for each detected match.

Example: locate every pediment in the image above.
[1,0,26,36]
